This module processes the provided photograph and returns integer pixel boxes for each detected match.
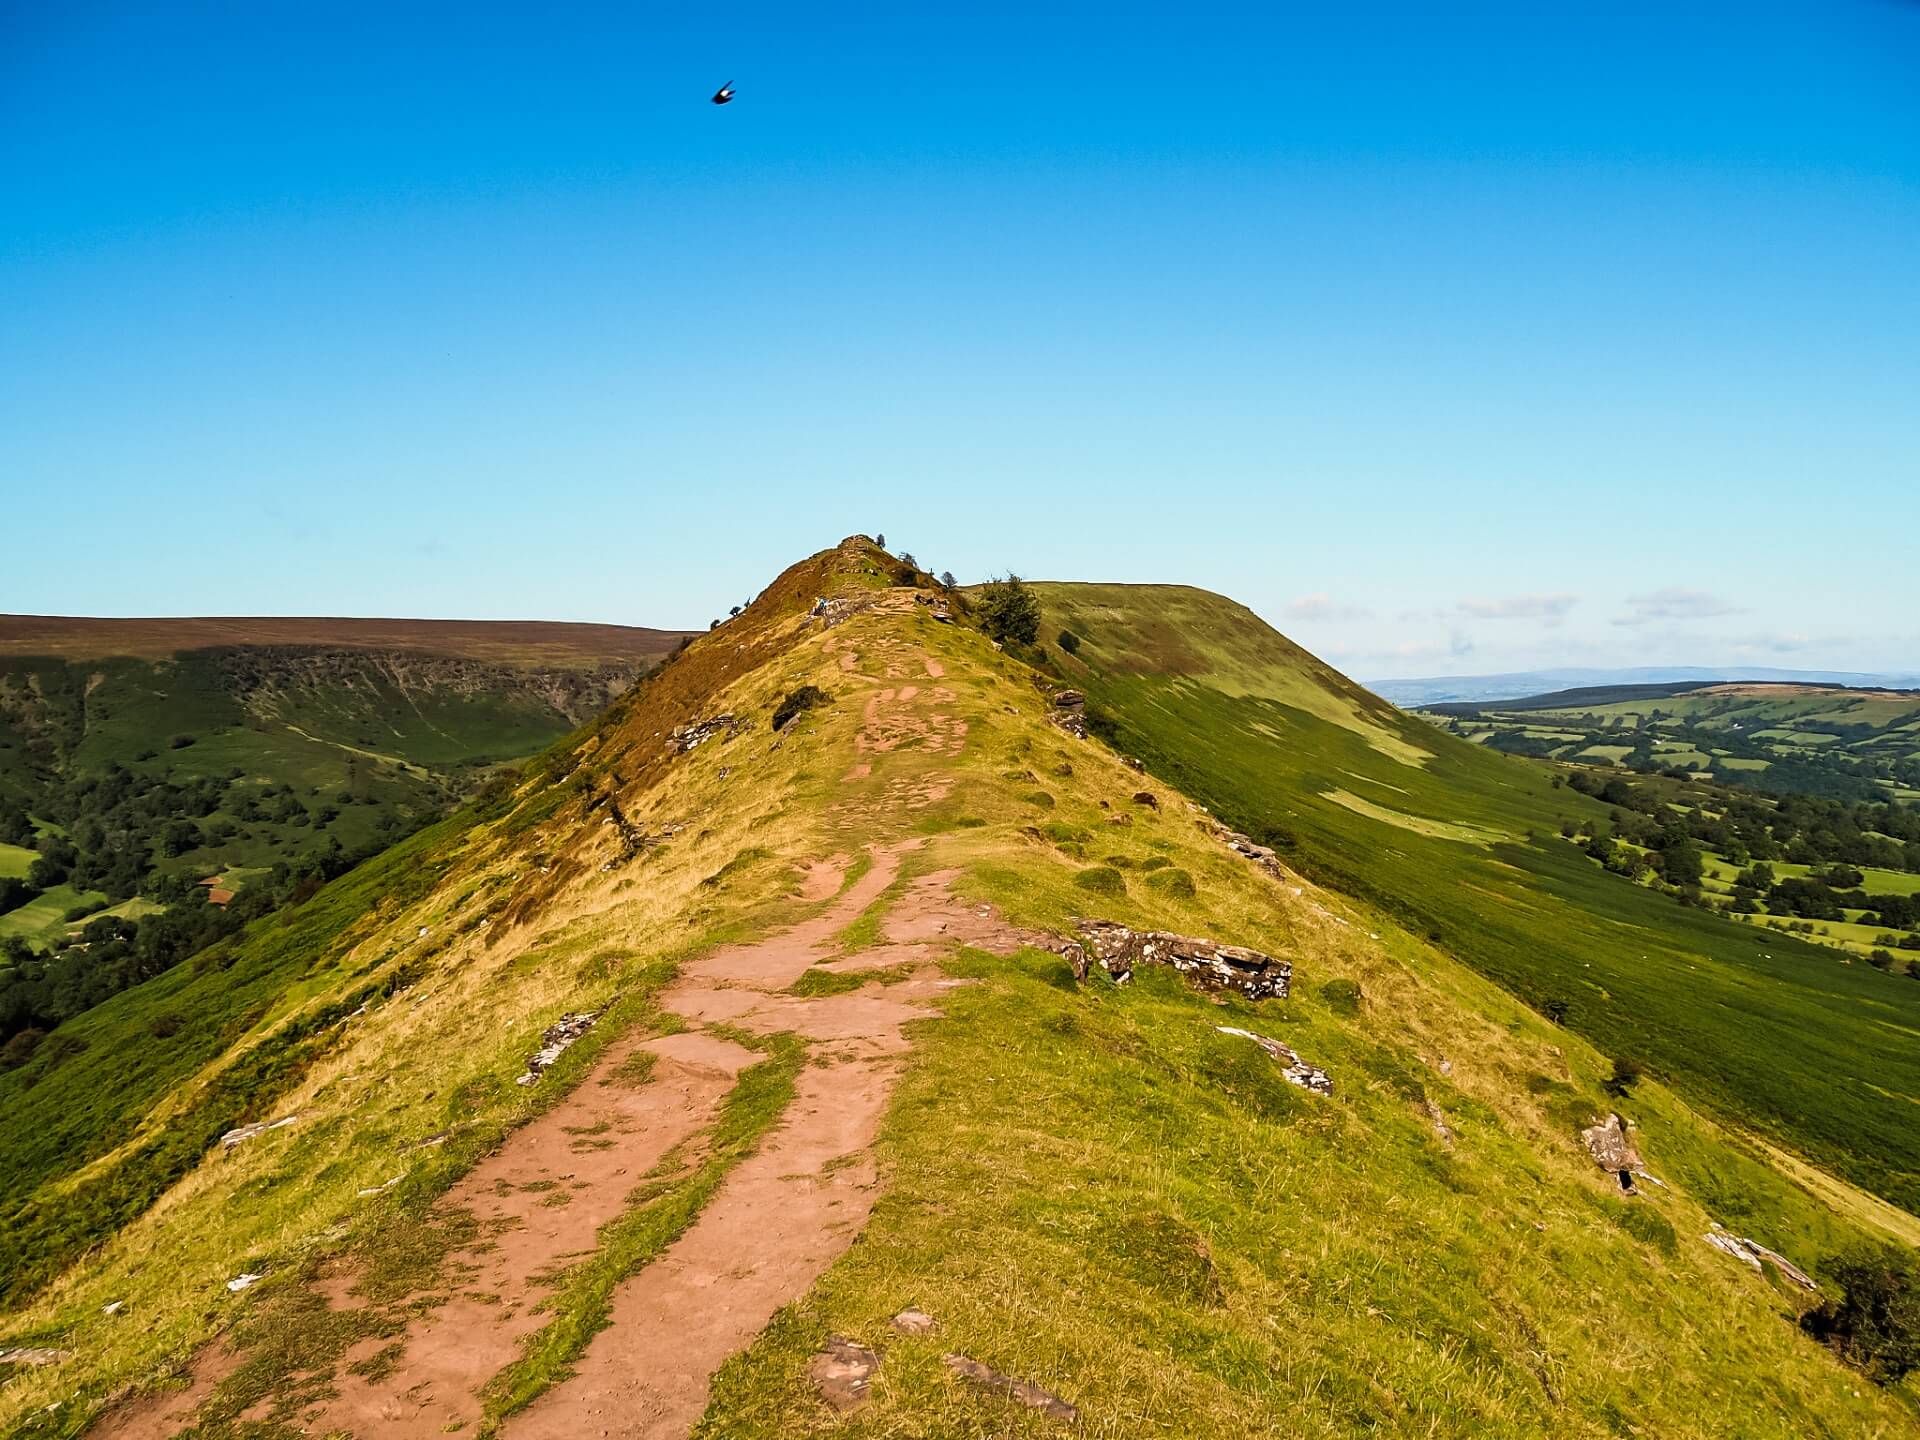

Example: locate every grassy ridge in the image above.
[4,544,1915,1437]
[1031,582,1920,1212]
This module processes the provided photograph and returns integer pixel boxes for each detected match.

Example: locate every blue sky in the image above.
[3,1,1916,678]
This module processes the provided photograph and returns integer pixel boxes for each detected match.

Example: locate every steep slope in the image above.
[1030,581,1920,1213]
[1,543,1913,1438]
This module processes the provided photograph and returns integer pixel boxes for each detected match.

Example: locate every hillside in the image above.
[1,544,1915,1438]
[1029,583,1920,1214]
[0,619,691,1060]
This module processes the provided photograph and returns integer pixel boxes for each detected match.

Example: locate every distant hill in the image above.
[1369,665,1920,707]
[1423,680,1920,806]
[0,614,688,668]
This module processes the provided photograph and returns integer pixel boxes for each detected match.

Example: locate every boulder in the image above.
[1061,920,1290,1000]
[1131,790,1158,808]
[1579,1113,1643,1192]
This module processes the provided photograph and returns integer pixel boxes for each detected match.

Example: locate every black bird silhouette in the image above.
[711,81,736,105]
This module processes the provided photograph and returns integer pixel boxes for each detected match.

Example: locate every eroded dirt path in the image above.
[94,627,1018,1440]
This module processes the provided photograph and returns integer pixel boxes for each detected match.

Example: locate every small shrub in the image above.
[1058,629,1082,655]
[771,686,829,731]
[1802,1248,1920,1383]
[1144,867,1196,899]
[1075,866,1127,897]
[1603,1056,1646,1098]
[1319,978,1363,1016]
[169,734,196,749]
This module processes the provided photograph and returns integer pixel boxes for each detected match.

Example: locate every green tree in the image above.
[976,575,1041,646]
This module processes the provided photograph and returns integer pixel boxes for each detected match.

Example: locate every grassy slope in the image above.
[0,545,1913,1437]
[1029,582,1920,1214]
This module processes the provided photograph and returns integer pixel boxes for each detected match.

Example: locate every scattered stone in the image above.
[1050,689,1088,738]
[102,1300,124,1316]
[668,714,742,754]
[357,1176,403,1198]
[891,1307,938,1336]
[1703,1225,1818,1289]
[221,1114,298,1150]
[226,1273,264,1293]
[1218,1026,1333,1095]
[515,1009,606,1086]
[0,1348,71,1367]
[1061,920,1290,1000]
[1579,1113,1643,1191]
[808,1336,881,1411]
[1131,790,1158,809]
[944,1354,1078,1421]
[1423,1099,1453,1146]
[1212,824,1292,883]
[1122,756,1145,772]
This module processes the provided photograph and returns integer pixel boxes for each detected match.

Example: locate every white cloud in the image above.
[1457,593,1578,625]
[1283,592,1375,623]
[1613,587,1741,626]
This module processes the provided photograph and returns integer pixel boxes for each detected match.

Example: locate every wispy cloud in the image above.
[1613,587,1741,627]
[1457,593,1578,625]
[1283,592,1375,623]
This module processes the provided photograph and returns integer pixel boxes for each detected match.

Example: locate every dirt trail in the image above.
[503,844,1036,1440]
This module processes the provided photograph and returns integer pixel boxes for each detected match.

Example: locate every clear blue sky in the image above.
[4,1,1916,677]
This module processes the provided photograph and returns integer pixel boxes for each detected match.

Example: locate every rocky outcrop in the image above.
[1218,1026,1333,1094]
[1060,920,1291,1000]
[1580,1113,1643,1191]
[221,1114,298,1149]
[943,1354,1078,1421]
[0,1347,71,1367]
[1050,689,1088,738]
[515,1009,606,1086]
[668,714,743,753]
[1703,1225,1818,1289]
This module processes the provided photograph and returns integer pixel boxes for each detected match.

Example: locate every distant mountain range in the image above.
[1367,666,1920,707]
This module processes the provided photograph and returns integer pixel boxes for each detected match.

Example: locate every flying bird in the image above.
[711,81,736,105]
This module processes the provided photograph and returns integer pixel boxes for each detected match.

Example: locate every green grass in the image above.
[0,842,36,880]
[1030,582,1920,1213]
[696,948,1907,1438]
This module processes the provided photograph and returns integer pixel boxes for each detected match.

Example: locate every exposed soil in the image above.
[502,845,1037,1440]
